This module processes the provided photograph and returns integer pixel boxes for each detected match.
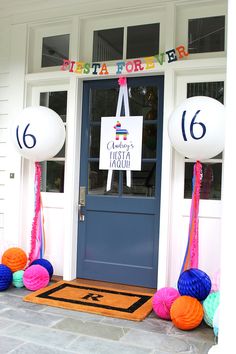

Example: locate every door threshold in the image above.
[52,276,156,294]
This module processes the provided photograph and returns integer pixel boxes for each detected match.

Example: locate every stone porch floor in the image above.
[0,285,216,354]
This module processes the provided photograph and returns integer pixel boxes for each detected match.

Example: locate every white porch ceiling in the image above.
[0,0,220,19]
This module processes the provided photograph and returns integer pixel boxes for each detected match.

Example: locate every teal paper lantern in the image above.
[12,270,24,288]
[203,291,220,327]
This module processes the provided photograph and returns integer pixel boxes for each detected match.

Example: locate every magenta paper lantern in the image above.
[23,264,49,291]
[152,287,180,320]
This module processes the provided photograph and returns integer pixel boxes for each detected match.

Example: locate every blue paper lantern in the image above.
[30,258,54,279]
[0,264,13,291]
[178,268,211,301]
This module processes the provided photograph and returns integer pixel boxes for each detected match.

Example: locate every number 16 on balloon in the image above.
[16,123,36,150]
[11,106,66,162]
[168,96,225,161]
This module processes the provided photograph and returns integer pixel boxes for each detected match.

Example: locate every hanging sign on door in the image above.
[99,116,143,171]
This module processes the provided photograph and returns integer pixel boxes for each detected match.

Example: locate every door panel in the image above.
[77,76,164,288]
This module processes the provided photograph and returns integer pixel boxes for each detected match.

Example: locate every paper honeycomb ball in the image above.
[170,295,204,330]
[213,305,219,336]
[211,270,220,292]
[12,270,24,288]
[1,247,27,273]
[23,264,49,291]
[0,264,13,291]
[203,291,220,327]
[177,268,211,301]
[30,258,54,279]
[152,287,180,320]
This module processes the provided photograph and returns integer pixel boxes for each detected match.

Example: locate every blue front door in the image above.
[77,76,164,288]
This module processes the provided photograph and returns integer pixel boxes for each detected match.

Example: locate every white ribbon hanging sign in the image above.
[99,77,143,191]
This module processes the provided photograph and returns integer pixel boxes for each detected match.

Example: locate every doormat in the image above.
[23,281,154,321]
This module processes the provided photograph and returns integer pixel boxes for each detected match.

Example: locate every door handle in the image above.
[79,186,86,206]
[79,186,86,221]
[78,203,85,222]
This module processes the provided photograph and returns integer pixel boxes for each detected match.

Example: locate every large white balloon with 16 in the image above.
[11,106,66,162]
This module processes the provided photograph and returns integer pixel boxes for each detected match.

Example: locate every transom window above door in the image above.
[92,23,160,62]
[188,15,225,54]
[42,34,70,68]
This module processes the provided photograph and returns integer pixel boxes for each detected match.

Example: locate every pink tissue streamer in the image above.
[28,162,44,264]
[181,160,202,273]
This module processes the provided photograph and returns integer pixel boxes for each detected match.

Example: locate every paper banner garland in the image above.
[61,44,189,76]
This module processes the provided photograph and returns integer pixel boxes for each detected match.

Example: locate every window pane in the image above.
[127,23,159,59]
[42,34,70,67]
[123,162,156,197]
[89,161,118,195]
[188,16,225,54]
[54,139,66,158]
[39,90,67,193]
[184,162,222,200]
[89,126,100,158]
[90,88,119,122]
[185,81,224,199]
[40,161,65,193]
[187,81,224,104]
[143,124,157,158]
[129,86,158,119]
[93,28,124,61]
[187,81,224,159]
[40,91,68,122]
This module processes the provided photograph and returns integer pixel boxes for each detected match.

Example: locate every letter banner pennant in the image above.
[99,78,143,191]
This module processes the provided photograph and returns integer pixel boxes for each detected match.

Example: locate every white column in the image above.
[209,0,236,352]
[5,24,27,248]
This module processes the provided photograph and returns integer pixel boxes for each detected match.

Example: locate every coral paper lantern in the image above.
[170,295,204,330]
[1,247,27,273]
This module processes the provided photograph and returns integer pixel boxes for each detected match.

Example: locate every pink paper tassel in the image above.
[181,160,202,273]
[28,162,44,263]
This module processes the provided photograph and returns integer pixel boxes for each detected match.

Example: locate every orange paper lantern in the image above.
[170,295,204,330]
[2,247,27,272]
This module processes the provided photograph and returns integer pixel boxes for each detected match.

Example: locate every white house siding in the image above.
[0,0,227,286]
[0,19,10,256]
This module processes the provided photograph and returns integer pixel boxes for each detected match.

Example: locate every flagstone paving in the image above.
[0,286,216,354]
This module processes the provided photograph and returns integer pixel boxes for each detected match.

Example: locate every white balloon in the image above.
[168,96,225,160]
[11,106,66,162]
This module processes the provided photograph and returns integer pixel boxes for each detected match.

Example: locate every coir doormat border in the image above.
[23,281,154,321]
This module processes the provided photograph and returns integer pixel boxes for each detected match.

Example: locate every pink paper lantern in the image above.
[152,287,180,320]
[23,264,49,291]
[211,270,220,292]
